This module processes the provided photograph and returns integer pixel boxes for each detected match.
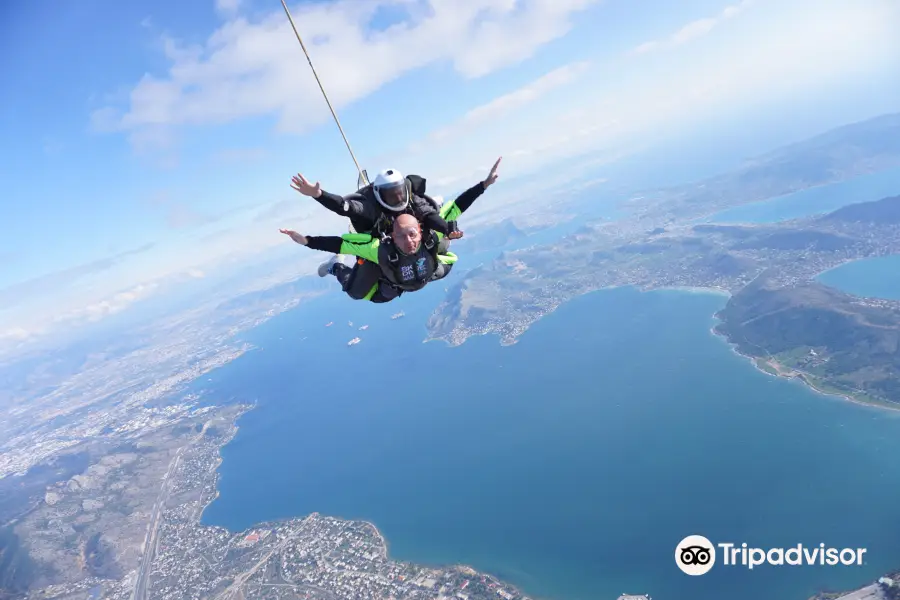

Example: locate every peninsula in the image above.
[426,113,900,408]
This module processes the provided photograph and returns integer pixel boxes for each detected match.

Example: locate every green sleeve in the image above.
[339,233,380,263]
[439,200,461,222]
[435,201,461,241]
[437,251,458,265]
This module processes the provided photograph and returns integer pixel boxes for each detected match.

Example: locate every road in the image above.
[130,422,209,600]
[214,516,313,600]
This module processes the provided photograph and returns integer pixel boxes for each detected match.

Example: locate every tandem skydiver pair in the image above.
[280,157,502,304]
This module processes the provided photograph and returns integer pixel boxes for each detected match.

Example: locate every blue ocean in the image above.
[706,165,900,224]
[191,167,900,600]
[196,282,900,600]
[818,254,900,301]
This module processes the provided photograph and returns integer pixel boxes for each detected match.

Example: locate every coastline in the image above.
[430,281,897,416]
[196,402,253,524]
[655,285,732,297]
[426,283,731,348]
[195,279,900,600]
[707,321,900,414]
[197,401,535,600]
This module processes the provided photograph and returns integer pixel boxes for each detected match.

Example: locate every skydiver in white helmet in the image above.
[289,157,501,240]
[291,168,453,238]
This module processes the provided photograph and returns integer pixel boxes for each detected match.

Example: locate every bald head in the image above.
[394,213,418,229]
[392,214,422,254]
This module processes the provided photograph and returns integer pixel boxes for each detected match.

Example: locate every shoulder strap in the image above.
[423,230,438,253]
[373,213,392,237]
[381,239,399,264]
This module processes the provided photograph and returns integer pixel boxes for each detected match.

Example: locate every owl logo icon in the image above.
[676,535,716,575]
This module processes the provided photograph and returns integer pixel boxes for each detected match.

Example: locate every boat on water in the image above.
[347,337,361,346]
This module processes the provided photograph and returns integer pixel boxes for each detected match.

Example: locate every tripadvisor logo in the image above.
[675,535,868,575]
[676,535,716,575]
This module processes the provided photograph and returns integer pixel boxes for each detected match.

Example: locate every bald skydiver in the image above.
[280,213,456,303]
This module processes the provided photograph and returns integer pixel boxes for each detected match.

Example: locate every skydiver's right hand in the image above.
[290,173,322,198]
[448,230,464,240]
[483,156,502,189]
[279,228,308,245]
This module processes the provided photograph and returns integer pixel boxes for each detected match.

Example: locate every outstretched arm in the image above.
[440,182,484,222]
[291,174,378,225]
[279,229,380,263]
[440,156,501,222]
[410,156,501,237]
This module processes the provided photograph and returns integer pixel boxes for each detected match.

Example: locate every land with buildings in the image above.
[6,401,533,600]
[426,113,900,409]
[3,113,900,599]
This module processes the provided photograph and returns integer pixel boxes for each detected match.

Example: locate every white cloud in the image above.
[0,328,30,341]
[17,0,894,347]
[71,283,160,322]
[408,61,591,153]
[671,17,718,45]
[215,0,242,18]
[632,41,659,55]
[1,281,162,348]
[0,186,350,348]
[393,0,899,199]
[632,0,753,54]
[94,0,600,152]
[0,225,326,350]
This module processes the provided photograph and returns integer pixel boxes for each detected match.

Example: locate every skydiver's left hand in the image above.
[448,230,464,240]
[483,156,502,189]
[279,228,308,245]
[290,174,323,198]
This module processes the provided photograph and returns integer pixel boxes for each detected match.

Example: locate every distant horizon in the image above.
[3,0,898,345]
[3,108,900,362]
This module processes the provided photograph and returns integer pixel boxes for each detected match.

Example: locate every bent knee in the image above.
[346,286,371,300]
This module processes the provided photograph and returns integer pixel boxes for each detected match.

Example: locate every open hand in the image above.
[290,173,322,198]
[279,228,308,245]
[483,156,502,189]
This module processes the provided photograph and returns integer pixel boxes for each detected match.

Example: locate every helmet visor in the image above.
[377,181,408,208]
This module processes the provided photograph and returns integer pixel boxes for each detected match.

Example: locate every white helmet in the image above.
[372,168,409,212]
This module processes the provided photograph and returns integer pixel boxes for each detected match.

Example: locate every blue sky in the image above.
[1,0,898,349]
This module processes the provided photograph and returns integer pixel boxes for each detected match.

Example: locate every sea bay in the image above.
[198,280,900,600]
